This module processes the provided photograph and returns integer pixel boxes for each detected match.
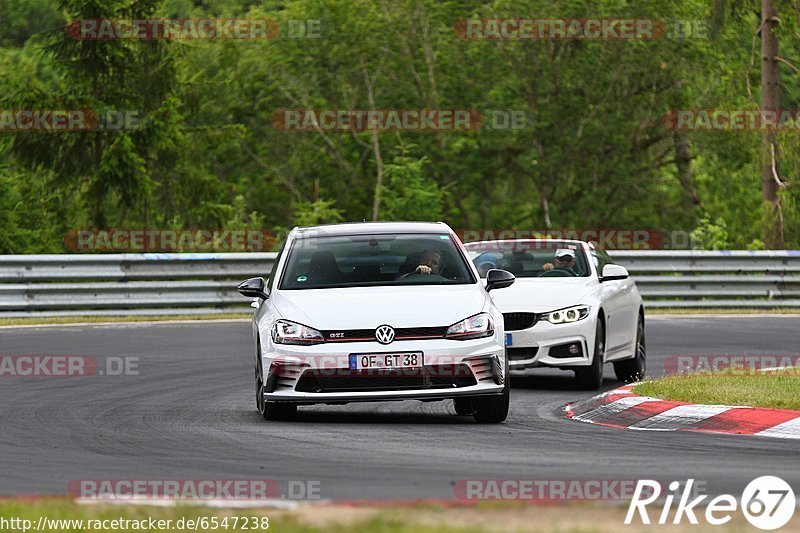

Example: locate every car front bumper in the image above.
[261,337,507,404]
[505,317,596,372]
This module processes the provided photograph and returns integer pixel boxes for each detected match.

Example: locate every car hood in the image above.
[271,285,488,329]
[488,277,597,313]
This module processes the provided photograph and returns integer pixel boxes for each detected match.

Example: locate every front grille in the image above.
[295,364,477,393]
[507,347,538,361]
[396,326,449,338]
[321,326,448,342]
[503,312,538,331]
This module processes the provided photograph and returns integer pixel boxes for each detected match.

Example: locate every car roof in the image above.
[291,221,452,238]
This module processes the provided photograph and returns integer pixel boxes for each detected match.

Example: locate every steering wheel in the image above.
[537,269,577,278]
[400,273,448,282]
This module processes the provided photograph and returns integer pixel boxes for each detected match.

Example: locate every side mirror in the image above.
[237,277,269,299]
[601,264,629,282]
[485,269,515,291]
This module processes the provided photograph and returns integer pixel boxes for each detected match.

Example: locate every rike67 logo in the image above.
[626,477,795,530]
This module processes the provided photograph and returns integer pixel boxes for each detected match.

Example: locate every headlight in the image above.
[271,320,325,345]
[543,305,590,324]
[446,313,494,340]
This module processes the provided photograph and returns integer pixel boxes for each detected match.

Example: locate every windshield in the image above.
[279,233,476,289]
[466,240,590,278]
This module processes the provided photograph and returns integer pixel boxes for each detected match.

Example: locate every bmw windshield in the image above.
[279,233,476,289]
[466,240,590,278]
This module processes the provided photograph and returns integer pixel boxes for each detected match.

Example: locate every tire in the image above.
[262,402,297,421]
[473,357,510,423]
[453,397,476,416]
[614,313,646,382]
[256,365,297,421]
[255,367,263,410]
[575,320,605,390]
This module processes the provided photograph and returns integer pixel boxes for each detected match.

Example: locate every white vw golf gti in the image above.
[238,222,516,422]
[466,239,645,389]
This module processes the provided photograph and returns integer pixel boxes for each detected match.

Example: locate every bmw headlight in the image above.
[446,313,494,340]
[271,320,325,345]
[543,305,590,324]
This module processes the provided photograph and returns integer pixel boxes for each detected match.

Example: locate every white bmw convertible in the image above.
[465,239,645,389]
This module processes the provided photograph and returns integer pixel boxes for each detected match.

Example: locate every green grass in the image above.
[0,498,774,532]
[0,305,798,328]
[646,307,800,315]
[0,314,251,327]
[0,500,459,533]
[0,307,797,328]
[635,368,800,409]
[0,499,607,533]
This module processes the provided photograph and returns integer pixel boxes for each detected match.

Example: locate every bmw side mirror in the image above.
[238,277,269,299]
[601,264,629,282]
[485,269,515,291]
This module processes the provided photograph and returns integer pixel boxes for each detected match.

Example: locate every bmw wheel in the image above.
[613,314,646,382]
[575,320,604,390]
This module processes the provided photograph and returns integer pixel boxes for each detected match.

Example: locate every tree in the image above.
[5,0,181,228]
[760,0,784,248]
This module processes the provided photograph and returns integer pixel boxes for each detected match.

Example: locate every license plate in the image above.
[349,352,423,370]
[506,333,513,346]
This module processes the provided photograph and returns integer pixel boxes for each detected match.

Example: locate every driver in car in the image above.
[397,249,443,280]
[542,248,578,275]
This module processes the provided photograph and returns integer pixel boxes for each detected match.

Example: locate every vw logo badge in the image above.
[375,325,395,344]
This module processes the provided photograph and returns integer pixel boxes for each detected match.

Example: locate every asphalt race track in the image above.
[1,316,798,501]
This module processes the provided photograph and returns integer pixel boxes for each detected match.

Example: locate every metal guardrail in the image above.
[0,253,276,317]
[0,251,798,317]
[612,250,800,308]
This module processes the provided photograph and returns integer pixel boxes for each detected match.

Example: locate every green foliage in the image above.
[223,194,264,229]
[0,0,799,252]
[0,0,64,46]
[4,0,184,227]
[381,147,445,222]
[0,170,23,253]
[746,238,765,250]
[0,165,73,253]
[690,213,730,250]
[270,198,345,248]
[292,198,345,227]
